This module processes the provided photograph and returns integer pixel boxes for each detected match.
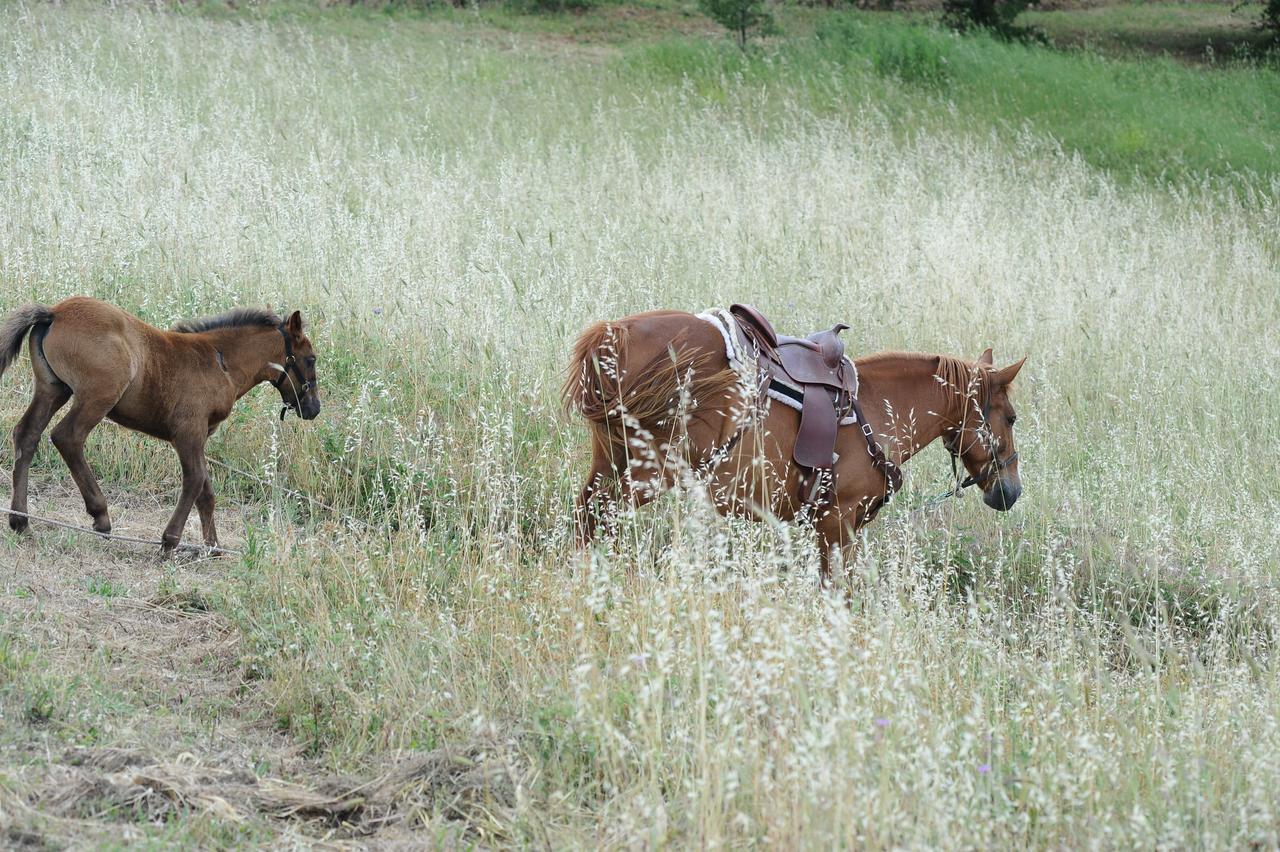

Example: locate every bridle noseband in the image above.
[270,323,313,420]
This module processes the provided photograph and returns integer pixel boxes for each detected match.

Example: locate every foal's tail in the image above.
[0,305,53,380]
[562,318,739,442]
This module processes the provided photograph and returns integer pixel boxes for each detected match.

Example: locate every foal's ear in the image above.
[286,310,304,335]
[978,348,994,366]
[992,356,1027,387]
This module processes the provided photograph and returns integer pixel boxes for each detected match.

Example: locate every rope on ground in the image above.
[206,457,367,530]
[0,506,241,557]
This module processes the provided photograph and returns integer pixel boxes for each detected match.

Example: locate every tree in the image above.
[699,0,773,49]
[1263,0,1280,40]
[941,0,1036,38]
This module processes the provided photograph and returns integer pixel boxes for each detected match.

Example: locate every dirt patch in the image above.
[15,743,520,843]
[0,491,517,846]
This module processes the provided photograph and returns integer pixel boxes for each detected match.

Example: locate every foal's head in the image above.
[942,349,1026,511]
[276,311,321,421]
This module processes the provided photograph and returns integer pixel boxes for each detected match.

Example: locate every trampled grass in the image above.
[1,2,1279,846]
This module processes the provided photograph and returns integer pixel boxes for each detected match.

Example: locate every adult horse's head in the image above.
[943,349,1026,511]
[274,310,321,420]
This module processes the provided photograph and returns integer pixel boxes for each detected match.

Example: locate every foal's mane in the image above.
[172,307,281,334]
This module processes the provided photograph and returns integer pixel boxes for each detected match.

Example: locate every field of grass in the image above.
[1,1,1279,846]
[1025,1,1274,62]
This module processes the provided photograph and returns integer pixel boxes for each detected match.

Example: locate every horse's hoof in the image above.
[9,516,28,534]
[92,518,112,535]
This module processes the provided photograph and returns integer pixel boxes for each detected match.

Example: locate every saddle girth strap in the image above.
[847,396,903,499]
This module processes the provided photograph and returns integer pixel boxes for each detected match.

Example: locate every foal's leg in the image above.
[49,393,122,534]
[163,435,210,553]
[9,383,71,532]
[195,473,219,550]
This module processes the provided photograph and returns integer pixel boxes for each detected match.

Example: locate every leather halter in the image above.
[271,323,312,419]
[943,393,1018,493]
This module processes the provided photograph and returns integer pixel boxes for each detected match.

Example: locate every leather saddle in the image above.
[726,304,902,513]
[729,303,859,504]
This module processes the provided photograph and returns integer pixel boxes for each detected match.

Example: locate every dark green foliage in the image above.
[506,0,601,13]
[942,0,1038,40]
[1263,0,1280,39]
[699,0,773,48]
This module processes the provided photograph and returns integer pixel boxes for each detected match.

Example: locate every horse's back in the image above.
[39,297,152,391]
[598,309,727,373]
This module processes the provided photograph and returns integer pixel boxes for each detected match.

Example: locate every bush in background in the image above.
[941,0,1038,39]
[699,0,774,48]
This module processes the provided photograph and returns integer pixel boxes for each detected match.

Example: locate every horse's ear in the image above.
[993,356,1027,386]
[977,348,994,366]
[286,310,304,335]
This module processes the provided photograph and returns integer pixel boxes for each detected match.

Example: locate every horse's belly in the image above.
[704,429,805,522]
[106,409,170,441]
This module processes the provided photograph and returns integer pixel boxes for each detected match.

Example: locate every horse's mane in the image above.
[172,307,280,334]
[858,351,988,400]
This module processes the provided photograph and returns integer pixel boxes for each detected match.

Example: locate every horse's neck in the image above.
[203,327,281,397]
[855,353,970,466]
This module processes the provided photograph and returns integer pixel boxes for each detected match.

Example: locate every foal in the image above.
[564,310,1025,585]
[0,297,321,553]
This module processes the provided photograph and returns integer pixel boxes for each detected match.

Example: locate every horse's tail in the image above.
[562,318,740,446]
[0,305,53,380]
[562,321,629,425]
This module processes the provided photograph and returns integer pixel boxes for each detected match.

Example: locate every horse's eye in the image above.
[1007,414,1017,426]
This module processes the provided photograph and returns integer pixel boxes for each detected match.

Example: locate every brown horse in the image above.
[563,310,1025,585]
[0,297,321,553]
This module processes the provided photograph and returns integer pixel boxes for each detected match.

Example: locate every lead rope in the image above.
[0,506,241,557]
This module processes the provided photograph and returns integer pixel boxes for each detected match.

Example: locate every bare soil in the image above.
[0,486,512,848]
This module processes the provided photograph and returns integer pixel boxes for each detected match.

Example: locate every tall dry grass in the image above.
[1,4,1278,845]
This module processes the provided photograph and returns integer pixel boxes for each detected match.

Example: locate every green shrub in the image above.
[699,0,774,49]
[506,0,601,13]
[1264,0,1280,39]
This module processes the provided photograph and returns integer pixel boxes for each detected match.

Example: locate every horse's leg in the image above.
[815,507,860,594]
[195,473,218,550]
[574,450,620,549]
[574,433,670,551]
[49,393,120,534]
[9,382,72,532]
[162,435,210,553]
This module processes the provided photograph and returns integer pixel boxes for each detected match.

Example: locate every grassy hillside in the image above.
[620,13,1280,185]
[1,3,1278,846]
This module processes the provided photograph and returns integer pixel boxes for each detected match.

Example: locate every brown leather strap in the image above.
[848,396,903,498]
[794,384,839,469]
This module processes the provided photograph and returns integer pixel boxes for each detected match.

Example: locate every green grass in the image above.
[1025,2,1276,62]
[622,13,1280,185]
[141,1,1280,186]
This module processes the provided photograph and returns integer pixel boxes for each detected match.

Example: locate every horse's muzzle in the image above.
[983,479,1021,511]
[300,397,322,420]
